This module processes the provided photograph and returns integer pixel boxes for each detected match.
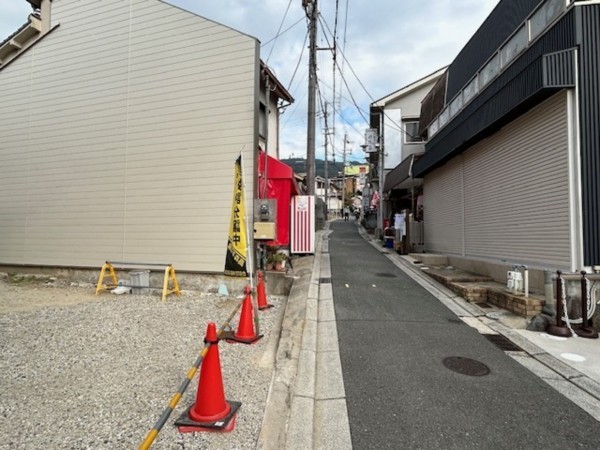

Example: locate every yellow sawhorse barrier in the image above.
[95,261,181,302]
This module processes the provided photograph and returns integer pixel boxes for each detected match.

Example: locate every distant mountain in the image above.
[282,158,362,179]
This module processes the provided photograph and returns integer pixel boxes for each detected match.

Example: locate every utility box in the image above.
[254,199,277,240]
[254,222,276,240]
[254,199,277,223]
[129,270,150,295]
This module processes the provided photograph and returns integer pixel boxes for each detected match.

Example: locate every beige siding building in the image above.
[0,0,273,272]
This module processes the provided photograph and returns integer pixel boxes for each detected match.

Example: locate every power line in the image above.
[317,15,368,125]
[319,15,417,139]
[286,28,309,93]
[264,0,294,62]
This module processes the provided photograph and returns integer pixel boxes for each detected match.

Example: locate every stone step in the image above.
[420,268,545,318]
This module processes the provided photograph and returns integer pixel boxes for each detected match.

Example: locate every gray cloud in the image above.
[0,0,499,160]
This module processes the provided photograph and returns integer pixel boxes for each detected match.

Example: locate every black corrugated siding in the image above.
[446,0,543,100]
[578,6,600,265]
[414,11,576,177]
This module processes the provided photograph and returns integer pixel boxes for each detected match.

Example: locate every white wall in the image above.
[382,82,438,169]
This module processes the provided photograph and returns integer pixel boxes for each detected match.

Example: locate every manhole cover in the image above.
[375,272,397,278]
[443,357,490,377]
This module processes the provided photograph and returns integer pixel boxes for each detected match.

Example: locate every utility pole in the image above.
[342,132,347,213]
[323,101,329,220]
[304,0,317,195]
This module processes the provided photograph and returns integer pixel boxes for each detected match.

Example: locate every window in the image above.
[501,25,527,67]
[259,103,267,138]
[463,76,478,105]
[479,53,500,88]
[438,108,450,128]
[404,121,424,143]
[529,0,564,40]
[449,93,463,118]
[429,118,439,137]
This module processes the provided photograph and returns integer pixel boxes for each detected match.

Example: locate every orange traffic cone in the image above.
[257,271,273,310]
[175,322,241,433]
[227,286,263,344]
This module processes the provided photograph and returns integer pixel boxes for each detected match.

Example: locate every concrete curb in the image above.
[282,223,352,450]
[257,252,316,450]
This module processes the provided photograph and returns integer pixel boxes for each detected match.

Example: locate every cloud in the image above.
[0,0,499,162]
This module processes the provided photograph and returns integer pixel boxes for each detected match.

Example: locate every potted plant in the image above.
[264,245,280,271]
[272,252,288,271]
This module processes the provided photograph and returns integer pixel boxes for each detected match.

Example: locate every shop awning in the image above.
[259,151,298,185]
[383,154,422,192]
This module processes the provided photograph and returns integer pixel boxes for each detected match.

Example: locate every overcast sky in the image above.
[1,0,499,164]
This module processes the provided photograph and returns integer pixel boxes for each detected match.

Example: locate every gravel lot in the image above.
[0,273,285,450]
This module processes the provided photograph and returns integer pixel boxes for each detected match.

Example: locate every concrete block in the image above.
[286,396,315,450]
[302,319,317,351]
[305,297,318,322]
[319,283,333,302]
[407,253,448,265]
[313,398,352,450]
[315,350,346,400]
[317,321,339,353]
[294,349,316,398]
[318,300,336,322]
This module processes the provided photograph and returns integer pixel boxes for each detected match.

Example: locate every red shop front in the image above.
[257,151,301,247]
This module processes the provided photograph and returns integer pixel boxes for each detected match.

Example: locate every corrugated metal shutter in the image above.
[463,91,570,267]
[424,157,464,255]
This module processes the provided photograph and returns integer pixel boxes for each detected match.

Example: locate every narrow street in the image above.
[328,219,600,449]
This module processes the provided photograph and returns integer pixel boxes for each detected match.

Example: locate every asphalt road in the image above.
[328,220,600,449]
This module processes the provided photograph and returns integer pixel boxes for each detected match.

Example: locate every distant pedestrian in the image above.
[344,208,349,221]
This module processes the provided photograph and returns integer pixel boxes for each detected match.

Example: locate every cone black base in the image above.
[175,400,241,433]
[259,304,274,310]
[226,334,263,345]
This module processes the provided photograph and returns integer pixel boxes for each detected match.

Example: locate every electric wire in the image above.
[319,15,417,138]
[317,82,364,163]
[318,78,370,123]
[286,28,309,94]
[317,15,368,124]
[261,16,305,48]
[264,0,294,63]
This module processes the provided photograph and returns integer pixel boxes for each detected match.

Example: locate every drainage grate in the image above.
[319,277,332,284]
[475,302,493,309]
[482,334,524,352]
[375,272,397,278]
[443,356,490,377]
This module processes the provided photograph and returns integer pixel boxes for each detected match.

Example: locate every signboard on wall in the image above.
[365,128,378,153]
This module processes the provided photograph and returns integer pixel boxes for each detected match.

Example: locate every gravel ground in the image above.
[0,273,285,449]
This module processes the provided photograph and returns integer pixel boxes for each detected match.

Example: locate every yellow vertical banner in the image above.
[224,155,248,277]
